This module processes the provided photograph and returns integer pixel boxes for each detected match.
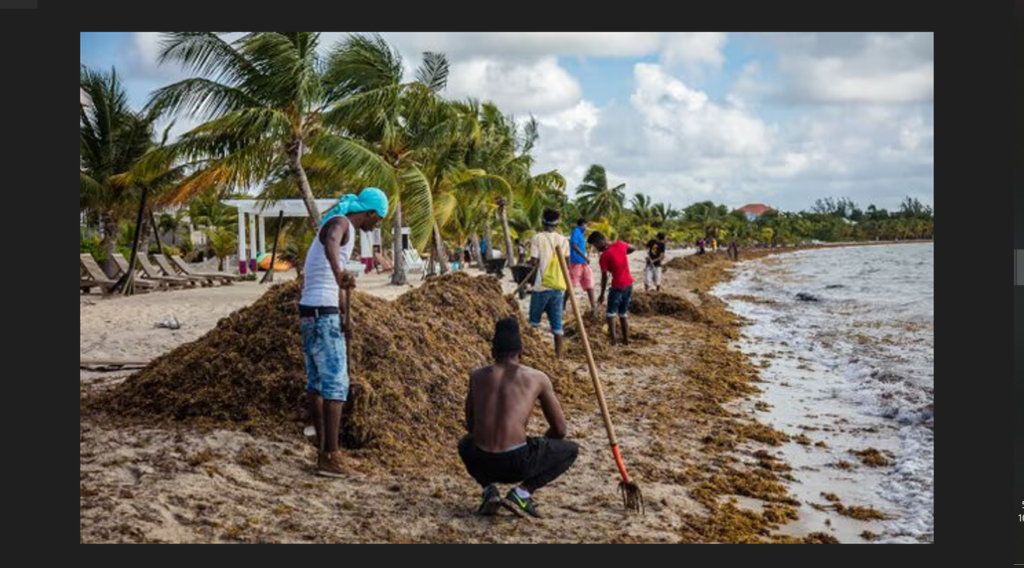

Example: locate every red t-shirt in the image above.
[599,241,634,289]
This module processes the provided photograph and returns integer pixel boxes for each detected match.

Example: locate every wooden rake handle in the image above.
[555,246,619,448]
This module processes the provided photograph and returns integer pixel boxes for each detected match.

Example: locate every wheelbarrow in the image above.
[484,257,507,278]
[510,264,537,299]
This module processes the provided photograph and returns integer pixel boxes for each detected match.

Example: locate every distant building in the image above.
[737,203,774,222]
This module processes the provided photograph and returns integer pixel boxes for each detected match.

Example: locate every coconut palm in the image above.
[80,66,161,276]
[321,35,478,284]
[145,32,392,224]
[188,188,237,230]
[203,227,237,271]
[455,106,566,266]
[630,193,654,226]
[651,202,678,227]
[685,201,726,239]
[576,164,625,222]
[157,209,187,245]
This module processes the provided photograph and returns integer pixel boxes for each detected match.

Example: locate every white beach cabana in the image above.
[222,199,382,274]
[222,199,335,274]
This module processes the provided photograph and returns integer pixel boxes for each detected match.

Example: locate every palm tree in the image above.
[651,202,678,227]
[456,107,566,266]
[80,66,160,276]
[322,35,478,284]
[145,32,391,224]
[188,188,237,230]
[203,227,237,271]
[685,201,725,239]
[157,209,187,245]
[630,193,653,226]
[576,164,625,222]
[456,102,519,266]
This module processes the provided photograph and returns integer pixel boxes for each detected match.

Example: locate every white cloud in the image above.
[630,63,771,159]
[126,32,192,83]
[446,57,582,114]
[531,60,932,212]
[318,32,730,117]
[767,32,934,104]
[535,100,599,142]
[133,33,162,70]
[378,32,665,60]
[660,32,727,72]
[728,61,772,108]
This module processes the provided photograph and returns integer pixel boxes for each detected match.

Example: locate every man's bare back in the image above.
[466,361,567,453]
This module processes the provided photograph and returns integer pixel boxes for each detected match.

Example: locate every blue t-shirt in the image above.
[569,226,587,265]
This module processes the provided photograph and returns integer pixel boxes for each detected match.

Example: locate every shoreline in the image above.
[708,242,933,543]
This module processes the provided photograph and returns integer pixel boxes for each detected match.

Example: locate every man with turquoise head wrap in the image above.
[299,187,388,478]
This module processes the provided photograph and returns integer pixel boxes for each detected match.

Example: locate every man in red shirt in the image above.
[587,232,636,345]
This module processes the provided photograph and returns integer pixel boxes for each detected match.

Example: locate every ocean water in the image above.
[713,243,934,543]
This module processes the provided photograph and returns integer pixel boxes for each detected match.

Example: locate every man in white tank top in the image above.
[299,187,388,478]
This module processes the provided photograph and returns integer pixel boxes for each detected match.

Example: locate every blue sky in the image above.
[80,32,934,212]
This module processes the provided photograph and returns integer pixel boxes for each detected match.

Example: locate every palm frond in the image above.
[416,51,450,93]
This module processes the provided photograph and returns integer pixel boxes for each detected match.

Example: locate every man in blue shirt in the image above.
[563,218,597,318]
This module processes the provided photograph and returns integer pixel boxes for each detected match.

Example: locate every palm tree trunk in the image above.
[288,139,321,228]
[470,233,484,268]
[483,220,492,261]
[432,222,450,275]
[499,202,515,267]
[101,216,118,278]
[391,202,407,285]
[148,211,163,254]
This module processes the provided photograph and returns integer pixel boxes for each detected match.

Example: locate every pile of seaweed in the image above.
[628,291,705,321]
[665,252,727,271]
[86,273,587,471]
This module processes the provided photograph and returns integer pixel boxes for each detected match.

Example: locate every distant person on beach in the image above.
[589,231,637,346]
[459,318,578,518]
[300,187,387,478]
[563,218,598,318]
[697,237,706,255]
[644,232,666,292]
[528,208,570,359]
[728,241,739,260]
[372,245,393,273]
[449,247,461,271]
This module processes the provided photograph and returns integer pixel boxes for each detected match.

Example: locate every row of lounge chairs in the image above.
[80,252,239,295]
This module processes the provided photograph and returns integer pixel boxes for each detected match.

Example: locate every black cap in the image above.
[493,317,522,353]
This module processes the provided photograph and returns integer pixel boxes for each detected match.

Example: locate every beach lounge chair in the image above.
[140,254,208,287]
[403,249,425,272]
[104,254,161,291]
[342,258,363,278]
[80,253,118,295]
[81,253,156,294]
[166,255,239,285]
[112,253,190,288]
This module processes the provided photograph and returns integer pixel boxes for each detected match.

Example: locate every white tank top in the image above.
[300,218,356,307]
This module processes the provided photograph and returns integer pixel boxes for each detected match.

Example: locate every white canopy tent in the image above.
[222,199,335,274]
[222,199,382,274]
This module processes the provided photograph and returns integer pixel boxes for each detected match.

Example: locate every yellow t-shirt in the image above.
[530,231,570,292]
